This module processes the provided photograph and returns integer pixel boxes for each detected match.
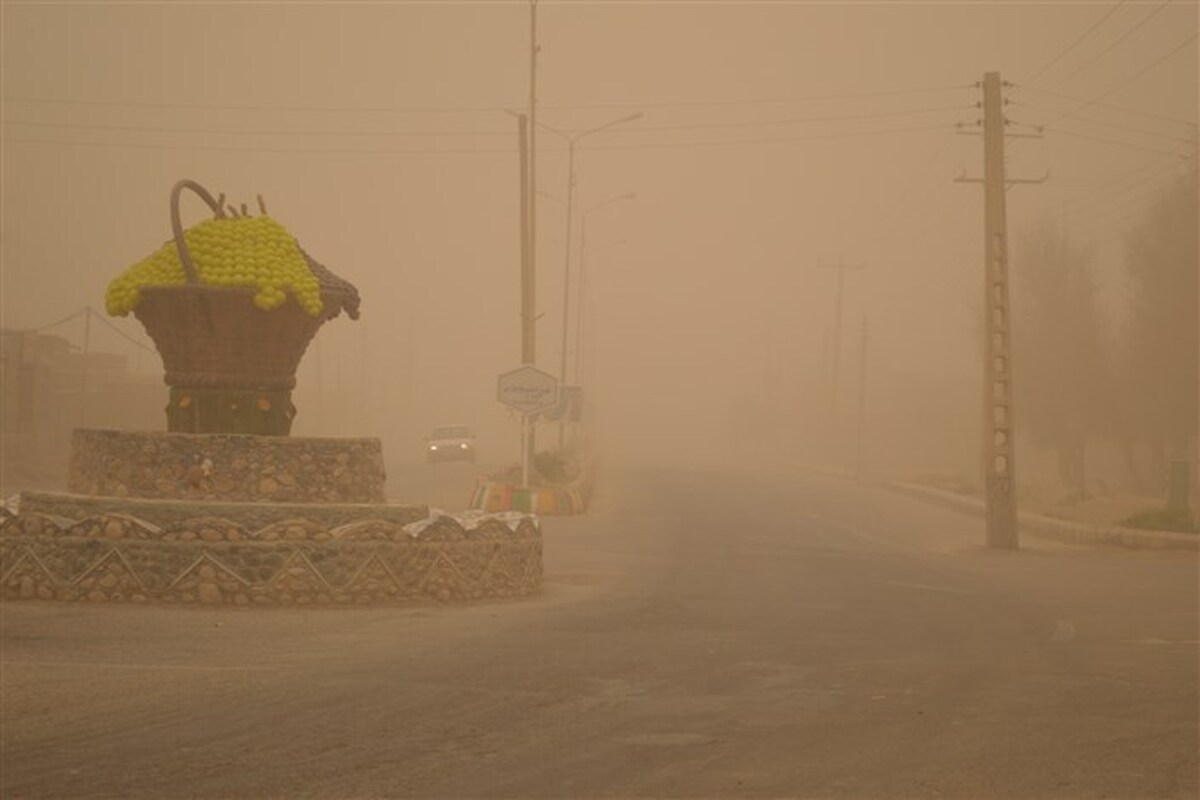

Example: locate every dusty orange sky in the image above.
[3,1,1196,468]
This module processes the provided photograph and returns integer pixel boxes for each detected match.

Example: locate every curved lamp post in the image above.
[538,113,642,447]
[575,192,636,383]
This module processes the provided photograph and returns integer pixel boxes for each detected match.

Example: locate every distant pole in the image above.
[981,71,1018,549]
[574,210,589,385]
[538,116,641,448]
[557,139,577,450]
[528,0,538,341]
[527,1,539,465]
[78,306,92,428]
[856,315,868,479]
[575,191,635,384]
[818,258,865,413]
[360,326,369,430]
[518,114,534,364]
[833,265,845,410]
[314,338,324,431]
[521,412,530,488]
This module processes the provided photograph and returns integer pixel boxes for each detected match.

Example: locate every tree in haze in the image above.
[1013,221,1109,497]
[1115,168,1199,488]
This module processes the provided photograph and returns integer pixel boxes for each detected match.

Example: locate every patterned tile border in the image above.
[0,506,542,606]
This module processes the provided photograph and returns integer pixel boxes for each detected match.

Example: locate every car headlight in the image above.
[429,445,438,451]
[460,443,469,450]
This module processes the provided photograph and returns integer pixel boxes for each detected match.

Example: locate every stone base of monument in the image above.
[0,430,543,606]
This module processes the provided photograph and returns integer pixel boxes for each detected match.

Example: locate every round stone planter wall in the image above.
[0,507,542,606]
[8,427,544,607]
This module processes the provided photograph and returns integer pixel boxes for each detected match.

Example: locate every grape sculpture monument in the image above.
[1,179,543,606]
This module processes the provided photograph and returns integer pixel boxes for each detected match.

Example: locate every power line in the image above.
[1009,31,1198,161]
[542,123,958,152]
[1,119,514,139]
[1018,0,1128,87]
[1010,101,1195,143]
[0,104,968,140]
[1,84,971,115]
[1065,193,1170,236]
[31,307,86,333]
[1043,0,1174,92]
[87,308,157,354]
[1042,125,1196,158]
[3,122,957,157]
[1076,31,1200,109]
[1050,156,1189,218]
[862,133,957,246]
[559,105,968,134]
[1,136,518,157]
[24,306,156,352]
[1062,174,1191,234]
[1013,83,1198,130]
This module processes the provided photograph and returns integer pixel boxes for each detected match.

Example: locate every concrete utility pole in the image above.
[517,114,534,364]
[818,258,865,413]
[526,1,539,466]
[956,71,1044,549]
[979,71,1018,549]
[528,0,538,334]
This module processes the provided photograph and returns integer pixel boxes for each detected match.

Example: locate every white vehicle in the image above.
[425,424,476,464]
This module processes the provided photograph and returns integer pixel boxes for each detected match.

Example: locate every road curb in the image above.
[887,481,1199,552]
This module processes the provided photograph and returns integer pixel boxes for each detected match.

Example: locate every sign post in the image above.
[497,365,559,488]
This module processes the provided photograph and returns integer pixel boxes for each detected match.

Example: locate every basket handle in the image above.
[170,179,226,285]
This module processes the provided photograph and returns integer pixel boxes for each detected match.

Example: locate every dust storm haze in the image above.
[4,4,1200,799]
[3,2,1196,485]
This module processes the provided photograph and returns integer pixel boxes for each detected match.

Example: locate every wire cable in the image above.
[1050,156,1189,218]
[1009,32,1198,162]
[862,134,957,247]
[31,307,86,333]
[1064,185,1181,234]
[1041,125,1196,158]
[1010,101,1195,143]
[1070,31,1199,114]
[1,84,972,115]
[3,122,958,157]
[1042,0,1174,91]
[1018,0,1128,88]
[0,104,969,140]
[1014,84,1197,130]
[87,308,157,353]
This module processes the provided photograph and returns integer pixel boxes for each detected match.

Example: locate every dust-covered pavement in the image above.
[2,466,1196,799]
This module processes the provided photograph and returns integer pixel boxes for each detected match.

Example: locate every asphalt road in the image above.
[1,466,1196,799]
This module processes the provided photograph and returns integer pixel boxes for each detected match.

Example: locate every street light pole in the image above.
[538,113,641,449]
[576,192,636,384]
[559,141,577,415]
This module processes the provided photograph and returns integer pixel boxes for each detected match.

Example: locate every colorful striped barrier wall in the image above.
[469,475,593,515]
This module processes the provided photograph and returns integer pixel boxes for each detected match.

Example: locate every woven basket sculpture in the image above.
[129,179,360,435]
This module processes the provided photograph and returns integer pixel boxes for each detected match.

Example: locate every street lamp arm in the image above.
[584,191,638,217]
[576,112,643,143]
[535,112,643,145]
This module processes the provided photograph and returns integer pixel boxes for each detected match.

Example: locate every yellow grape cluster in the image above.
[105,215,324,317]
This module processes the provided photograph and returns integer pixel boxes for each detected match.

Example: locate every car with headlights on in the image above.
[424,424,476,464]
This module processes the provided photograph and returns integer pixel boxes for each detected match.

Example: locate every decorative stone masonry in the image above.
[69,429,386,504]
[18,491,424,530]
[0,508,542,606]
